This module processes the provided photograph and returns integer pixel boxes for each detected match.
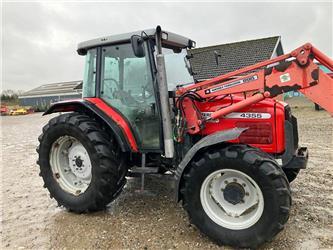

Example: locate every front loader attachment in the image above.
[177,43,333,131]
[300,70,333,115]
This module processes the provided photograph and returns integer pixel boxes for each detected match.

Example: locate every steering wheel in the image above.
[103,78,119,91]
[103,78,139,107]
[141,83,154,100]
[115,90,141,107]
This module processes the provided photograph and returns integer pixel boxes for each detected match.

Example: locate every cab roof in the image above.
[77,28,195,55]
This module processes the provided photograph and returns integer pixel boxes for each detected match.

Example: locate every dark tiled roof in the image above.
[188,36,282,81]
[19,80,82,97]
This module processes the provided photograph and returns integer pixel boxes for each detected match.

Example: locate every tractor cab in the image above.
[77,27,195,152]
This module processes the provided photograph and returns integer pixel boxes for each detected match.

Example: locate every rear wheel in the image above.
[37,112,127,213]
[181,144,291,248]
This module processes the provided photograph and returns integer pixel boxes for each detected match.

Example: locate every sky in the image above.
[2,1,332,91]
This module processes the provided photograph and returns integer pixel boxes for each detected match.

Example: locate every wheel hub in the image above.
[200,169,264,230]
[50,136,92,195]
[223,182,245,205]
[68,143,92,179]
[75,157,83,168]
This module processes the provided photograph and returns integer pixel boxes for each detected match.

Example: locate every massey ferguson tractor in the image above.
[37,26,333,248]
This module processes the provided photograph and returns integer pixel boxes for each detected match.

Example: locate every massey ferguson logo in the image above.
[205,75,258,94]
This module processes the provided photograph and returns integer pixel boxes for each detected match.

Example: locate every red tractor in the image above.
[37,26,333,248]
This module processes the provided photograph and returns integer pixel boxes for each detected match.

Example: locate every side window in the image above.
[82,49,97,97]
[123,58,147,97]
[102,57,119,99]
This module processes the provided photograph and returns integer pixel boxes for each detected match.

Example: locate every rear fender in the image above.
[44,99,136,152]
[174,127,247,201]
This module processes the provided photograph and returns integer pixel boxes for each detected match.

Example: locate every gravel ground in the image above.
[1,98,332,249]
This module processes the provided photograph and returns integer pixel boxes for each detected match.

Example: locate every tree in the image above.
[1,89,24,104]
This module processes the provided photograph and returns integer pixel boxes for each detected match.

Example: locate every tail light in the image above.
[236,122,273,144]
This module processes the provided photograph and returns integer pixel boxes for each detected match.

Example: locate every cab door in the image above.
[99,42,162,151]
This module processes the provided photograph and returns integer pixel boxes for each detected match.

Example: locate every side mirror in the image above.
[214,50,221,66]
[184,54,194,75]
[131,35,145,58]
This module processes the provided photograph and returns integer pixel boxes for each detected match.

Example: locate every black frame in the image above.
[95,47,102,97]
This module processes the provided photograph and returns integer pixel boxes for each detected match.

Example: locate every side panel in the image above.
[274,101,287,153]
[196,96,286,154]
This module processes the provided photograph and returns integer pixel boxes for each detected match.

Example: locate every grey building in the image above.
[19,80,82,110]
[188,36,284,81]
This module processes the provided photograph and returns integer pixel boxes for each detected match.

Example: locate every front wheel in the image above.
[180,144,291,248]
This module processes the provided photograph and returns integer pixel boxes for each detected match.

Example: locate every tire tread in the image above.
[37,112,127,213]
[180,144,291,248]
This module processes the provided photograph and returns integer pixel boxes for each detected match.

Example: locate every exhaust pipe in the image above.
[155,26,174,158]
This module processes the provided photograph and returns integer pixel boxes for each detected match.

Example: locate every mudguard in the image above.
[44,99,137,152]
[174,127,247,201]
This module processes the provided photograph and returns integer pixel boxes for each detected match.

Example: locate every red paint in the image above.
[181,97,202,134]
[308,44,333,71]
[209,93,266,120]
[195,96,285,153]
[85,98,138,152]
[237,122,273,144]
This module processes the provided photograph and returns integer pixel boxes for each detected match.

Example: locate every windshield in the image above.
[160,48,194,90]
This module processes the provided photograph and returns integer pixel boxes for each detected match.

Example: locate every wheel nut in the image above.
[233,178,237,182]
[245,192,249,196]
[242,183,246,187]
[224,180,228,184]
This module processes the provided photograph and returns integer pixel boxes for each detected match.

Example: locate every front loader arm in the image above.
[177,43,333,133]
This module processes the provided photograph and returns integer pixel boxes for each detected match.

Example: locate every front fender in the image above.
[174,127,247,201]
[44,99,137,152]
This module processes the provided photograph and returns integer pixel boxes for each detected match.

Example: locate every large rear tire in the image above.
[37,112,127,213]
[180,144,291,248]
